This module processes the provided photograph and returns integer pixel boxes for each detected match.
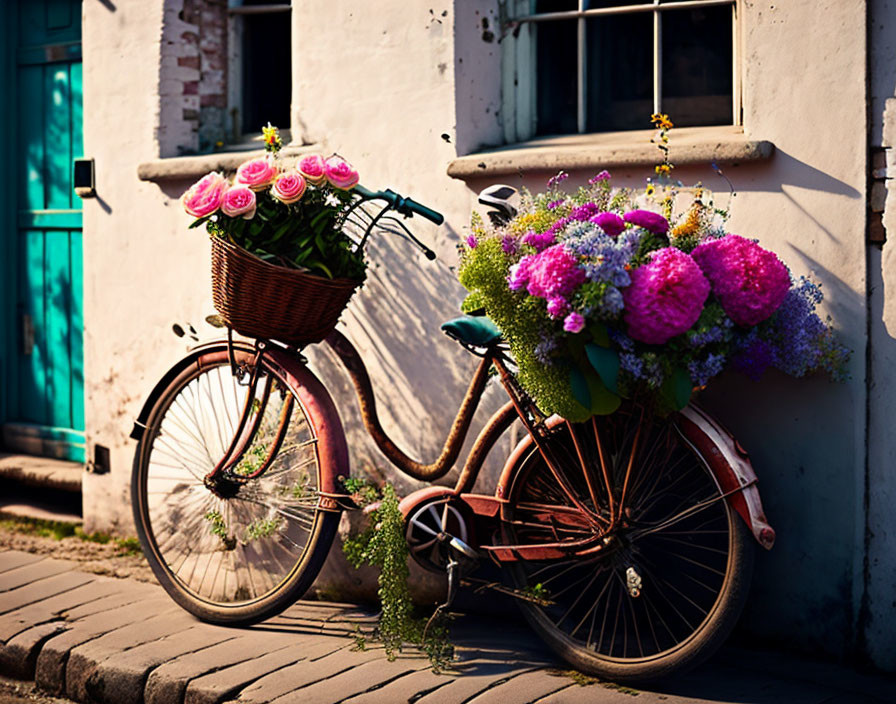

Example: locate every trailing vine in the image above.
[341,477,454,671]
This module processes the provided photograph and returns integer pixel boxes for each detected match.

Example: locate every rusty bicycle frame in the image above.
[200,325,775,566]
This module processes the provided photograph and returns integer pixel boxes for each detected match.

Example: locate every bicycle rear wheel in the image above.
[131,344,339,625]
[503,404,753,682]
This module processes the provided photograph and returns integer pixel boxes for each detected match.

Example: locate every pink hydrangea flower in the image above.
[236,156,278,191]
[592,212,625,237]
[524,245,585,299]
[624,209,669,235]
[623,248,710,344]
[691,234,791,326]
[220,185,256,219]
[271,171,307,204]
[182,172,228,218]
[564,311,585,333]
[324,155,359,190]
[298,155,327,185]
[547,297,568,318]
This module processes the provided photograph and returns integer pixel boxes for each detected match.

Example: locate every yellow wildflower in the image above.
[655,163,673,177]
[645,183,656,197]
[671,202,704,238]
[651,113,674,130]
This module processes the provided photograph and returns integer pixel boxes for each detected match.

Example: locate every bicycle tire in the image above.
[503,404,754,682]
[131,344,340,625]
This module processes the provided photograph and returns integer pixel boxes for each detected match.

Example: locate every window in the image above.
[502,0,738,142]
[227,1,291,143]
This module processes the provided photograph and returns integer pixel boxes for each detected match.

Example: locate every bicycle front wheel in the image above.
[131,344,340,625]
[503,404,754,682]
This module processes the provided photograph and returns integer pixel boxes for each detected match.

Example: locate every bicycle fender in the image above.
[264,346,349,498]
[678,405,775,550]
[494,406,775,551]
[130,339,258,442]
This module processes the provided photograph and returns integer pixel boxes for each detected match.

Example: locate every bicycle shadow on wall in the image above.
[307,220,514,492]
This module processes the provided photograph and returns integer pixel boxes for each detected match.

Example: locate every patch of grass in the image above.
[547,668,640,695]
[0,514,143,555]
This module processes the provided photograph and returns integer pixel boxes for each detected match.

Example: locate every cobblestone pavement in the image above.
[1,550,895,704]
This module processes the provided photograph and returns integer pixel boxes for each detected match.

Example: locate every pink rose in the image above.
[271,171,307,204]
[298,155,326,185]
[235,156,278,191]
[221,185,256,219]
[324,155,359,190]
[182,172,227,218]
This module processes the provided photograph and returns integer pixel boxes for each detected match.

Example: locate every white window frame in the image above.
[227,1,292,145]
[501,0,740,143]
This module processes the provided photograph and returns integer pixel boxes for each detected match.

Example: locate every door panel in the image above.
[4,0,84,461]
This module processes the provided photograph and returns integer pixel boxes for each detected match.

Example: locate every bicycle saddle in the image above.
[441,316,502,347]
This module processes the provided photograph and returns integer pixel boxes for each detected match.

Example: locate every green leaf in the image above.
[305,260,334,279]
[589,324,610,347]
[662,368,693,411]
[268,220,293,244]
[585,343,620,395]
[188,215,211,229]
[583,367,621,415]
[569,367,591,410]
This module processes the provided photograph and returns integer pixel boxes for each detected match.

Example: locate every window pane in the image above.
[661,6,732,126]
[534,19,578,136]
[584,13,653,132]
[241,10,291,134]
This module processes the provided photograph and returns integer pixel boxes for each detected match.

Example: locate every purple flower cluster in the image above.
[501,234,519,255]
[691,234,790,326]
[624,210,669,235]
[688,353,725,386]
[622,248,710,344]
[564,224,640,288]
[592,212,625,237]
[522,230,557,252]
[731,277,846,380]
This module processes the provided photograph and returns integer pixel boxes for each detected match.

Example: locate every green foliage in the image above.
[342,479,454,671]
[207,185,365,281]
[0,515,141,554]
[458,237,588,421]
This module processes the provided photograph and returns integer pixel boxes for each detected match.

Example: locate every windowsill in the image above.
[447,126,774,181]
[137,143,319,183]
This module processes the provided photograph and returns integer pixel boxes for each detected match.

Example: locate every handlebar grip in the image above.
[401,197,444,225]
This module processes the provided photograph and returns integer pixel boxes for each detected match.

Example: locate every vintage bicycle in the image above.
[130,185,775,682]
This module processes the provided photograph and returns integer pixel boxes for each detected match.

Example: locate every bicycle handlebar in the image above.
[352,185,442,259]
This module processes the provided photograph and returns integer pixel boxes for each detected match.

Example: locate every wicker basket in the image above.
[210,236,362,346]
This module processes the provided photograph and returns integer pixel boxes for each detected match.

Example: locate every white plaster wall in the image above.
[79,0,889,666]
[81,0,218,534]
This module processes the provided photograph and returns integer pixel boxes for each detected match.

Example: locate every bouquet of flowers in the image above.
[181,124,365,282]
[458,115,849,421]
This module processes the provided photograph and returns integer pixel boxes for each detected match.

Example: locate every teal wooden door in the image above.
[1,0,84,461]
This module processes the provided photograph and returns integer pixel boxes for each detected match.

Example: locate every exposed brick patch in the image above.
[159,0,228,156]
[177,56,200,70]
